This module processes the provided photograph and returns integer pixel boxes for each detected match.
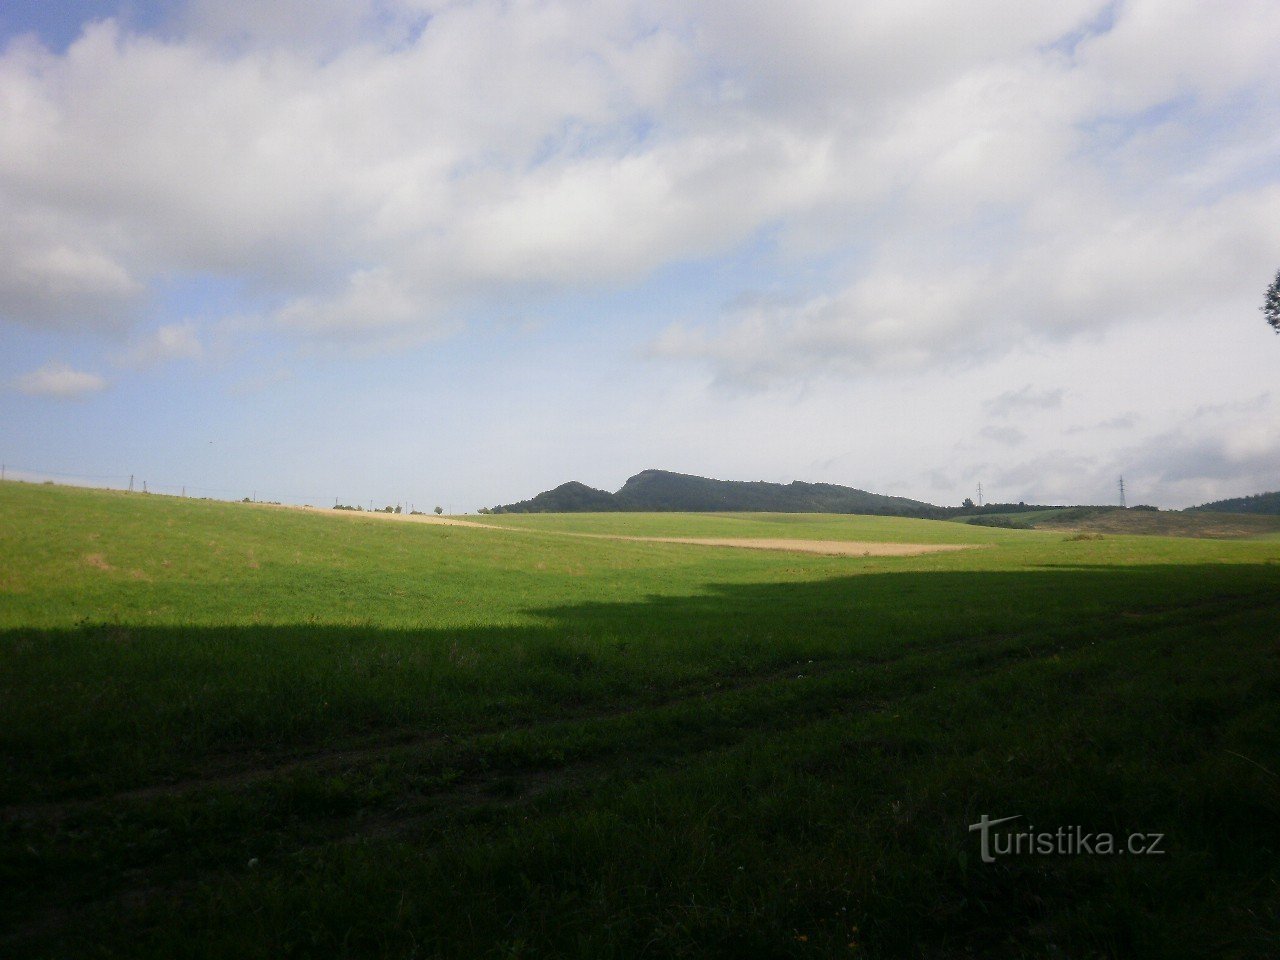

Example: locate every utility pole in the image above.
[129,474,134,493]
[181,486,185,498]
[1118,476,1126,509]
[977,482,983,507]
[142,480,148,494]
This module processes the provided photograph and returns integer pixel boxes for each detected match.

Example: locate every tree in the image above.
[961,497,975,509]
[434,505,443,515]
[1265,268,1280,334]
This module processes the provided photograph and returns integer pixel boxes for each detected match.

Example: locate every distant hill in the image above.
[1034,506,1280,539]
[496,480,620,513]
[487,469,945,517]
[1188,491,1280,515]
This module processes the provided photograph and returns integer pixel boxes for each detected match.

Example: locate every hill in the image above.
[494,480,619,513]
[488,469,944,517]
[1189,490,1280,515]
[1032,506,1280,539]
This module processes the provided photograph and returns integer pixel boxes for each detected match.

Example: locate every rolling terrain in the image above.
[958,505,1280,539]
[487,468,942,516]
[3,481,1279,958]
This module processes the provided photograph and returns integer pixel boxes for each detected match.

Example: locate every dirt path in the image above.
[266,501,976,556]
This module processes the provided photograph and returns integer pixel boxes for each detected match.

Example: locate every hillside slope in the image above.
[1189,491,1280,515]
[1034,506,1280,538]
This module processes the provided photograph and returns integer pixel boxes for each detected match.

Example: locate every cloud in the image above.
[984,385,1065,417]
[114,322,204,367]
[1064,413,1137,434]
[12,362,108,398]
[0,0,1278,378]
[655,181,1280,386]
[984,393,1280,507]
[1117,394,1280,503]
[979,425,1027,446]
[992,451,1101,503]
[0,228,143,330]
[0,5,710,341]
[648,1,1280,386]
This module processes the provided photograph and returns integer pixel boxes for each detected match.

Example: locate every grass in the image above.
[2,481,1279,958]
[955,506,1280,539]
[475,510,1021,543]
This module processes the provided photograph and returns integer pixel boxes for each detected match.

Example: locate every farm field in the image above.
[3,481,1280,958]
[476,509,1014,543]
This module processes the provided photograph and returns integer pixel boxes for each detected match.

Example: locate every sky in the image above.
[1,0,1278,511]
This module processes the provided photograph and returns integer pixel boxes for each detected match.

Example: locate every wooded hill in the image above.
[484,469,1066,518]
[1189,491,1280,515]
[486,470,939,516]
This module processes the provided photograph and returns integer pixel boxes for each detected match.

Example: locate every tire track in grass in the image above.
[8,587,1265,822]
[0,653,879,822]
[7,596,1275,951]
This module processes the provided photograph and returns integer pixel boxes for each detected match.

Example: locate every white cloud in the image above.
[980,425,1027,447]
[985,386,1065,417]
[979,393,1280,507]
[3,0,1278,360]
[656,182,1280,385]
[114,322,204,367]
[1065,414,1138,434]
[1118,395,1280,504]
[12,361,108,398]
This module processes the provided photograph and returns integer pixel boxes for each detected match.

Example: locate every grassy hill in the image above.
[3,480,1280,958]
[1030,506,1280,539]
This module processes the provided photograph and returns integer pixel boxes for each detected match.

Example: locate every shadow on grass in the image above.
[2,562,1279,958]
[3,561,1277,802]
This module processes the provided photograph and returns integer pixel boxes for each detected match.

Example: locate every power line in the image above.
[1,461,443,514]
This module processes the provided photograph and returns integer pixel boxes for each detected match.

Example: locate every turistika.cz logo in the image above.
[968,815,1165,863]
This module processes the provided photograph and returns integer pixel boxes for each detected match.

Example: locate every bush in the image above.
[966,515,1031,529]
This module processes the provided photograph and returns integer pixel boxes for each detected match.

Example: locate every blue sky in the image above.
[2,1,1278,510]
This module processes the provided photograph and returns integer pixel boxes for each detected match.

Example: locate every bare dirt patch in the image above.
[82,553,113,571]
[272,502,492,528]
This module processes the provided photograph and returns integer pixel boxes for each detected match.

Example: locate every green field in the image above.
[476,510,1017,543]
[3,481,1279,958]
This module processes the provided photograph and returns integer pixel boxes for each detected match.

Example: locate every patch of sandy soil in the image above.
[262,502,975,556]
[270,502,492,528]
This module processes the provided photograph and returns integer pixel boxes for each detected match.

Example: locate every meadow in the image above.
[2,481,1278,958]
